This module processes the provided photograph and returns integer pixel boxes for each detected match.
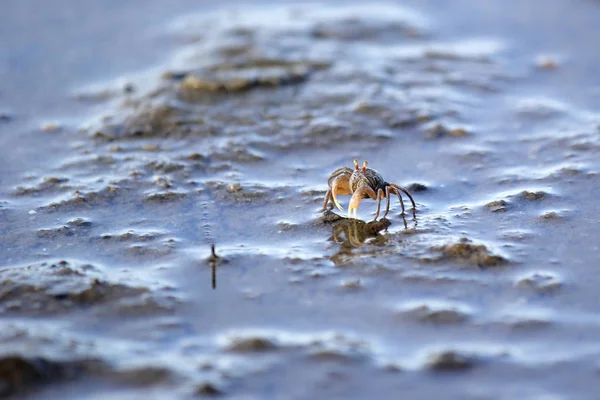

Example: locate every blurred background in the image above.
[1,0,600,399]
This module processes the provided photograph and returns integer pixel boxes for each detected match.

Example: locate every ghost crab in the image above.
[323,160,417,221]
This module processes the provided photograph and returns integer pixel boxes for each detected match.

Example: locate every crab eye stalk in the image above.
[353,159,359,170]
[362,161,368,172]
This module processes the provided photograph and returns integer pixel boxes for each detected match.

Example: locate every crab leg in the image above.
[348,185,377,219]
[373,188,385,221]
[390,183,417,218]
[383,186,392,218]
[322,189,332,210]
[388,186,406,215]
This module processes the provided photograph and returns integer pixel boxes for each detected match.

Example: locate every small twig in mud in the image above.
[209,244,220,263]
[208,244,223,290]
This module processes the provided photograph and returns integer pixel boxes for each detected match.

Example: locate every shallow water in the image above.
[1,0,600,399]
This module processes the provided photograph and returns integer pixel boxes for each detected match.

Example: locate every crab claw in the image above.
[347,185,377,220]
[331,175,350,211]
[332,190,344,211]
[348,191,363,219]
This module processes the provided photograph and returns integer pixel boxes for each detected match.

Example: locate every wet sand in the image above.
[1,0,600,399]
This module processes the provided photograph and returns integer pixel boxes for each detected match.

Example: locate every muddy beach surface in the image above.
[2,0,600,398]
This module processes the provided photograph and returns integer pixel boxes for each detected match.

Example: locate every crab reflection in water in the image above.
[324,210,410,248]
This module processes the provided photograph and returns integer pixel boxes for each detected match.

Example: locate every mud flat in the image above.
[1,0,600,398]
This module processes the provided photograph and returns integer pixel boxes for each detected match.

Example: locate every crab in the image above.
[322,160,417,221]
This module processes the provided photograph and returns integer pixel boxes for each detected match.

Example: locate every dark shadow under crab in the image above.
[322,160,417,221]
